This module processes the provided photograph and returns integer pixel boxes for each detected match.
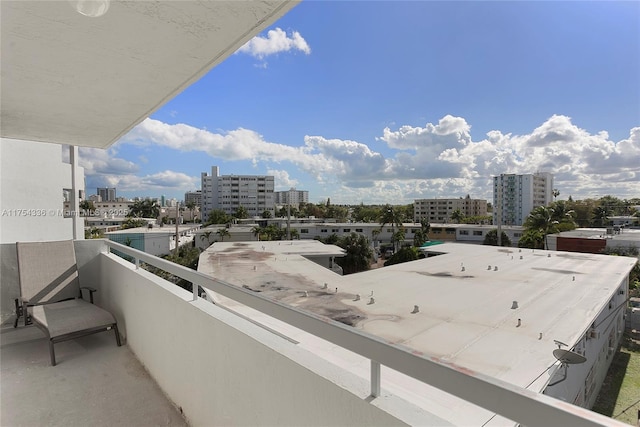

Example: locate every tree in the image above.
[517,229,544,249]
[379,204,404,251]
[216,228,230,242]
[122,218,147,229]
[352,204,382,222]
[549,200,576,231]
[261,210,272,219]
[289,229,300,240]
[412,219,430,248]
[391,226,407,251]
[185,201,196,222]
[79,200,95,213]
[84,227,103,239]
[384,247,419,267]
[127,199,160,219]
[552,189,560,201]
[200,231,213,246]
[206,209,230,225]
[592,206,609,227]
[251,226,262,241]
[334,233,373,275]
[483,229,512,247]
[234,206,248,220]
[524,206,558,250]
[450,209,464,224]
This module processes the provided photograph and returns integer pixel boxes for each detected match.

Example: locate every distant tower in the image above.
[97,187,116,202]
[492,173,553,226]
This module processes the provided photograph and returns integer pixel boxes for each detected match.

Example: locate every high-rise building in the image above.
[414,195,488,223]
[201,166,275,217]
[97,187,116,202]
[493,172,554,226]
[274,188,309,209]
[184,190,202,207]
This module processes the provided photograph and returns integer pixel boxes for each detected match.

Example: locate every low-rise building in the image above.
[106,224,200,256]
[198,241,637,423]
[414,195,488,223]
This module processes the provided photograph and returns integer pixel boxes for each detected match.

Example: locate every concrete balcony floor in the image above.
[1,321,187,426]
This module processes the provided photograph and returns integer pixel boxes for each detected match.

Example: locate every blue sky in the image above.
[82,1,640,204]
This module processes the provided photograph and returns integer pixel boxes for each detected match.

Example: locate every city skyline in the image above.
[80,1,639,204]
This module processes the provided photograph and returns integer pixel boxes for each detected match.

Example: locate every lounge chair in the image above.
[15,240,121,365]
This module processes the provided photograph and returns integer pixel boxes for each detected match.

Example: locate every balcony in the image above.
[0,239,626,426]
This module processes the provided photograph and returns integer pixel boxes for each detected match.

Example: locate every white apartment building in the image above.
[274,188,309,209]
[201,166,275,218]
[493,172,554,226]
[414,195,488,223]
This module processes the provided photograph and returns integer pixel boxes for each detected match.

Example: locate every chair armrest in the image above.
[79,287,97,304]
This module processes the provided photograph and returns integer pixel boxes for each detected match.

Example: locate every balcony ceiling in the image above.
[0,0,298,148]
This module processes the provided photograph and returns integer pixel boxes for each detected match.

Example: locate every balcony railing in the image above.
[100,239,624,427]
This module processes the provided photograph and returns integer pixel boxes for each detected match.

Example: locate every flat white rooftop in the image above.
[557,227,640,243]
[199,241,637,425]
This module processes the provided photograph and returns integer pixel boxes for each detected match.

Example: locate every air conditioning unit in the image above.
[588,329,600,340]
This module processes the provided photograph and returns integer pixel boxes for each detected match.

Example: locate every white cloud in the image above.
[107,116,639,203]
[79,147,139,176]
[268,169,299,190]
[237,28,311,60]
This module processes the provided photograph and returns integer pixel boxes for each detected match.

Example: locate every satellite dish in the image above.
[553,339,568,348]
[553,348,587,365]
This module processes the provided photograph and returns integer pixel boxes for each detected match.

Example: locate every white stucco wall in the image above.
[0,138,84,243]
[89,251,411,427]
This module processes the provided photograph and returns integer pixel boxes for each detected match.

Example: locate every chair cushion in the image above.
[31,299,116,339]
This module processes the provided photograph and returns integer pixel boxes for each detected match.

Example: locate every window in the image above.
[343,228,351,232]
[473,231,483,236]
[301,229,309,234]
[459,230,469,235]
[332,229,339,233]
[355,228,363,232]
[320,229,328,233]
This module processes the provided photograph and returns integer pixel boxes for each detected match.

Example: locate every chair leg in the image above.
[13,299,20,328]
[49,341,56,366]
[113,324,122,347]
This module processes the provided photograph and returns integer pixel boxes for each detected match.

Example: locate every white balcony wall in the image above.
[0,138,84,243]
[84,244,409,426]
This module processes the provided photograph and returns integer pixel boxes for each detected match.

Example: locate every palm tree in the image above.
[391,226,406,251]
[450,209,464,224]
[524,206,559,250]
[550,201,576,230]
[216,228,230,242]
[335,233,373,275]
[552,189,560,201]
[289,229,300,240]
[128,199,160,218]
[592,206,609,227]
[251,226,262,241]
[200,231,213,247]
[379,204,403,251]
